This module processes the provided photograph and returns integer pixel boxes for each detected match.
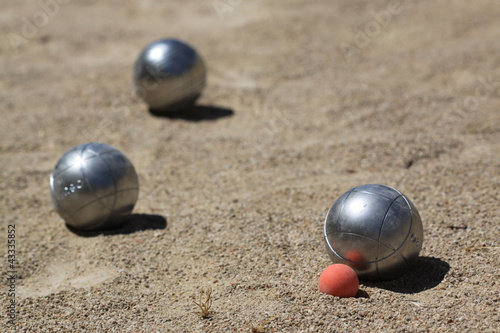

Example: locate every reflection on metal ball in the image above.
[49,143,139,230]
[324,184,424,281]
[133,38,206,113]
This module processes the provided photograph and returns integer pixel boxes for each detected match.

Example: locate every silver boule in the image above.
[133,38,206,113]
[49,143,139,230]
[324,184,424,281]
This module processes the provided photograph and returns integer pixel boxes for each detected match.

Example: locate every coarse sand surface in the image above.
[1,1,499,332]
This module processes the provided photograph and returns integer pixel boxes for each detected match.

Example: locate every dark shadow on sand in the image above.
[356,289,370,298]
[149,105,234,122]
[67,213,167,237]
[363,256,450,294]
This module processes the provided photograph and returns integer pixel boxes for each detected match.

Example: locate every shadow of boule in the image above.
[362,256,450,294]
[149,104,234,122]
[67,213,167,237]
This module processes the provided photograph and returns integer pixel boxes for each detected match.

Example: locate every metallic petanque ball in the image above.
[49,143,139,231]
[133,38,206,113]
[324,184,424,281]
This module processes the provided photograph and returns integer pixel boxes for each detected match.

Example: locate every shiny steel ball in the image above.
[324,184,424,281]
[49,143,139,231]
[133,38,206,113]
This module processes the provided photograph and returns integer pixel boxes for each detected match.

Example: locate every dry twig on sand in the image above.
[193,287,213,318]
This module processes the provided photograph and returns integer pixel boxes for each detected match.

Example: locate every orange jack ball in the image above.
[318,264,359,298]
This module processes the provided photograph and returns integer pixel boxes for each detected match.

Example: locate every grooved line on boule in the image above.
[68,187,139,218]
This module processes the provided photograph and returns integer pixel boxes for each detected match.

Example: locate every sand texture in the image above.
[1,0,499,332]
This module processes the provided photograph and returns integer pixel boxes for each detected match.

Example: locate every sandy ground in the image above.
[1,0,499,332]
